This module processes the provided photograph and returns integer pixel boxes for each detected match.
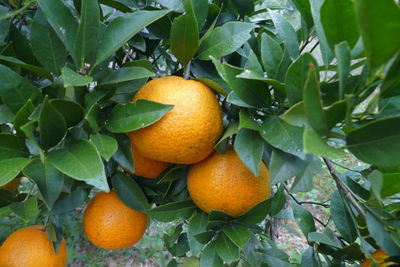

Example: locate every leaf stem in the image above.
[183,61,191,80]
[323,158,366,217]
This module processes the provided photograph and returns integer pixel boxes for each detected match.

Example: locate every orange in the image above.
[129,142,168,178]
[83,191,147,250]
[361,249,393,267]
[127,76,223,164]
[187,148,271,217]
[0,178,21,192]
[0,225,67,267]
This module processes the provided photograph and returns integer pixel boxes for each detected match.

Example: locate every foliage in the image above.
[0,0,400,266]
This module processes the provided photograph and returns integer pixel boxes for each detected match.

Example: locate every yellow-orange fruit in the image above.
[187,148,271,217]
[0,178,21,192]
[130,142,168,178]
[83,191,147,250]
[127,76,223,164]
[360,249,393,267]
[0,225,67,267]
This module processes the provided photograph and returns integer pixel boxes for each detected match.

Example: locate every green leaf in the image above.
[291,0,314,29]
[95,9,170,66]
[308,232,341,248]
[330,191,357,243]
[112,172,150,212]
[147,200,196,222]
[270,10,299,59]
[231,0,254,16]
[346,116,400,167]
[10,197,39,223]
[106,99,173,133]
[90,134,118,161]
[14,100,35,137]
[74,0,100,67]
[354,0,400,69]
[334,42,351,99]
[49,99,84,128]
[188,211,208,255]
[30,9,67,75]
[198,22,256,60]
[239,110,260,131]
[61,67,93,87]
[285,53,318,105]
[222,223,251,248]
[193,231,215,244]
[270,184,286,216]
[156,0,184,12]
[47,139,109,191]
[380,171,400,198]
[280,102,308,127]
[237,199,272,224]
[0,55,52,80]
[112,134,134,173]
[0,104,13,124]
[0,158,32,186]
[215,122,238,146]
[190,0,208,31]
[200,242,223,267]
[215,232,240,264]
[0,134,28,161]
[261,117,305,159]
[51,188,88,214]
[170,3,199,67]
[292,202,316,239]
[85,104,100,133]
[37,0,79,63]
[261,33,283,79]
[303,65,327,135]
[270,149,309,184]
[211,57,270,108]
[23,159,64,209]
[39,97,67,150]
[100,67,155,85]
[290,156,321,193]
[320,0,360,49]
[0,65,42,113]
[303,128,346,158]
[234,129,264,176]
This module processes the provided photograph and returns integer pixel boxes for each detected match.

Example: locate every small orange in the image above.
[187,148,271,217]
[0,225,67,267]
[129,142,168,178]
[360,249,393,267]
[128,76,223,164]
[83,191,147,250]
[0,178,21,192]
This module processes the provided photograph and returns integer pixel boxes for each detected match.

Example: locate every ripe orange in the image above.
[83,191,147,250]
[360,249,392,267]
[0,178,21,192]
[0,225,67,267]
[129,141,168,178]
[127,76,223,164]
[187,148,271,217]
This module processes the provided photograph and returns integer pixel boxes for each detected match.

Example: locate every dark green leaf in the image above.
[112,172,150,212]
[31,9,67,75]
[0,105,13,124]
[112,133,134,173]
[47,139,109,191]
[270,184,286,216]
[0,134,28,161]
[215,232,240,264]
[39,97,66,150]
[280,102,308,127]
[51,188,88,214]
[95,10,170,66]
[10,197,39,223]
[0,55,52,79]
[347,116,400,167]
[261,33,283,79]
[354,0,400,69]
[193,230,215,244]
[320,0,360,49]
[330,191,357,243]
[291,0,314,29]
[147,200,196,222]
[292,202,316,239]
[61,67,93,87]
[100,67,155,85]
[198,22,256,60]
[90,134,118,161]
[200,242,223,267]
[308,232,341,248]
[270,10,299,59]
[23,159,64,209]
[222,223,251,248]
[335,42,351,98]
[50,99,84,128]
[106,99,173,133]
[303,128,346,158]
[237,199,272,224]
[234,129,264,176]
[270,149,308,184]
[190,0,208,31]
[14,100,35,137]
[231,0,254,16]
[188,211,208,255]
[0,158,32,186]
[290,156,321,193]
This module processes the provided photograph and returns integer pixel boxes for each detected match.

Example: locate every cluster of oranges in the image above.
[0,76,389,266]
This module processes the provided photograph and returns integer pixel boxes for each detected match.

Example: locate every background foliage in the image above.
[1,0,400,266]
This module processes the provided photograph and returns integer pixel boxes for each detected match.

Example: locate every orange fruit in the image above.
[361,249,393,267]
[187,148,271,217]
[129,142,168,178]
[0,178,21,192]
[0,225,67,267]
[83,191,147,250]
[127,76,223,164]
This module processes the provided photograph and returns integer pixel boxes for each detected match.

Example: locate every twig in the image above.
[183,61,191,80]
[323,158,366,217]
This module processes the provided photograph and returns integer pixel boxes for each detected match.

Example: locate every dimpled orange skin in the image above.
[0,225,67,267]
[128,76,223,164]
[360,249,393,267]
[130,142,168,178]
[187,148,271,217]
[83,191,147,250]
[0,178,21,192]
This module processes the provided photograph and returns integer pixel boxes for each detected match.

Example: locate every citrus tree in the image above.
[0,0,400,266]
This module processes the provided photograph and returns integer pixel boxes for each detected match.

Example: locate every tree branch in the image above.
[323,158,366,217]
